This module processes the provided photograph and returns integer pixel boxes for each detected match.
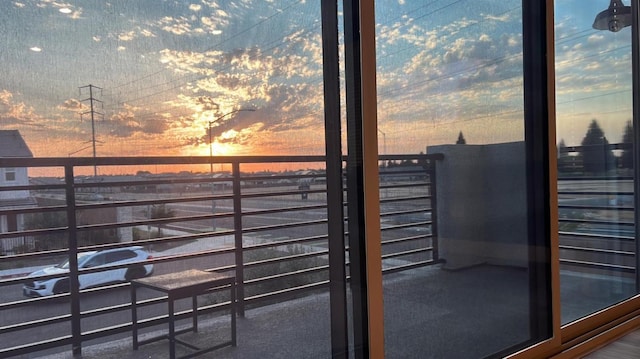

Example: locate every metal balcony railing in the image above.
[558,143,636,274]
[0,154,439,357]
[558,175,636,274]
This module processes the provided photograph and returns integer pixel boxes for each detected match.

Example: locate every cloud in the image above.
[0,90,40,127]
[107,105,169,137]
[58,98,88,112]
[156,16,193,35]
[118,31,136,41]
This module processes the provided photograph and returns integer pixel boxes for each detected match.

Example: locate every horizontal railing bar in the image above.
[379,169,428,176]
[0,292,70,310]
[558,191,633,196]
[380,182,431,190]
[0,204,68,216]
[380,195,431,204]
[381,221,432,231]
[559,245,635,256]
[558,218,635,226]
[558,176,633,181]
[0,336,73,358]
[73,194,234,210]
[380,208,432,217]
[237,173,321,182]
[558,205,634,211]
[0,155,327,167]
[0,226,67,241]
[245,265,329,285]
[240,189,326,200]
[73,212,234,232]
[0,183,66,192]
[207,264,237,272]
[243,234,329,251]
[382,234,432,246]
[72,176,238,189]
[382,247,431,260]
[242,219,328,234]
[244,280,329,304]
[78,230,233,252]
[0,248,69,263]
[0,313,71,334]
[559,231,635,241]
[244,250,329,268]
[380,153,443,161]
[382,260,440,274]
[559,259,635,272]
[123,230,235,249]
[242,204,328,217]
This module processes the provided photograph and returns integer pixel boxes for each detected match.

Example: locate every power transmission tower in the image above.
[79,84,104,177]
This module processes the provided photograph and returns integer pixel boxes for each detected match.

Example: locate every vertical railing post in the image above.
[64,164,82,356]
[231,161,245,316]
[427,155,443,263]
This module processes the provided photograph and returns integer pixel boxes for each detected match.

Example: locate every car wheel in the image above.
[53,279,69,294]
[125,266,146,281]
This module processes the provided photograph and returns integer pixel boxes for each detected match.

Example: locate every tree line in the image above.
[558,119,633,174]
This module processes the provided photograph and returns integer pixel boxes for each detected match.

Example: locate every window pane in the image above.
[555,0,638,324]
[0,1,337,357]
[375,0,551,356]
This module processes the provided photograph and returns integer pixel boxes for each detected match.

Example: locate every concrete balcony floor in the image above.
[32,265,635,359]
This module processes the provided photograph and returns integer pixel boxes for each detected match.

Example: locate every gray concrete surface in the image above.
[15,264,636,359]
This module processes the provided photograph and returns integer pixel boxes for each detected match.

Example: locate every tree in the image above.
[580,119,615,174]
[24,211,68,250]
[557,139,571,173]
[456,131,466,144]
[620,120,633,169]
[149,204,176,237]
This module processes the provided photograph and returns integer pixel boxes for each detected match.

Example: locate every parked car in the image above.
[22,246,153,297]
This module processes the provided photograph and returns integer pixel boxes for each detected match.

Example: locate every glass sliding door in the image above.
[373,0,553,357]
[554,0,638,325]
[0,1,347,357]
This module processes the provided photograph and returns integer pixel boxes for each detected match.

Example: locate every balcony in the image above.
[0,152,635,358]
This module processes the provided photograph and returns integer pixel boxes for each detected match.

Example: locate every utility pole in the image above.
[79,85,103,177]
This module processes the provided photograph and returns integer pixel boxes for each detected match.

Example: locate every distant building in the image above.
[0,130,37,253]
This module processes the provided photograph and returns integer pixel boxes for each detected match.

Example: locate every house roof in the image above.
[0,130,33,157]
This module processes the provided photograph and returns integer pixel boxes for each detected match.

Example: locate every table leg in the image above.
[168,297,175,359]
[231,281,236,346]
[192,295,198,332]
[131,284,138,350]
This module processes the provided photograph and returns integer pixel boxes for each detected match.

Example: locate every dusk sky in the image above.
[0,0,633,161]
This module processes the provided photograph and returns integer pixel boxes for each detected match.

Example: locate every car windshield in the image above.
[56,253,92,269]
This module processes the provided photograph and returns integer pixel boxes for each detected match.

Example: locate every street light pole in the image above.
[208,108,256,173]
[207,108,256,232]
[378,128,387,155]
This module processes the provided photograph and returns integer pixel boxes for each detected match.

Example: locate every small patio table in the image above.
[131,269,236,359]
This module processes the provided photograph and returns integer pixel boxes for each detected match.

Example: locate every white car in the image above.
[23,246,154,297]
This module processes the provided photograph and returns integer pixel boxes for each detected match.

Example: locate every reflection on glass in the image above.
[376,0,549,357]
[555,0,637,324]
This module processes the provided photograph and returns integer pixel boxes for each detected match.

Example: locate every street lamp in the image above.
[593,0,631,32]
[206,108,255,232]
[378,128,387,156]
[208,108,256,173]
